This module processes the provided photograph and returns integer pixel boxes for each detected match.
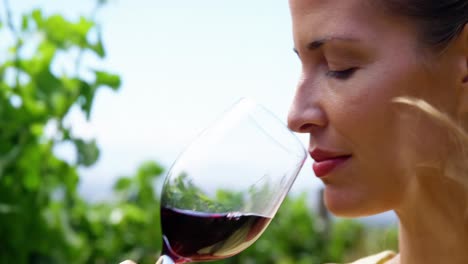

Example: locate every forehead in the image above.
[289,0,376,17]
[289,0,388,44]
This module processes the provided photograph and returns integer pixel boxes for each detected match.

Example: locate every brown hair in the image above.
[382,0,468,49]
[384,1,468,180]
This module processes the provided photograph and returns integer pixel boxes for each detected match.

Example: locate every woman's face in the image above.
[288,0,464,217]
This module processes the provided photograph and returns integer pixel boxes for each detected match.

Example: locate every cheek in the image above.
[333,56,435,167]
[325,61,423,201]
[321,53,457,215]
[332,74,402,164]
[324,94,409,216]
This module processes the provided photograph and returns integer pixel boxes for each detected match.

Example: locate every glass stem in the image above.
[156,255,175,264]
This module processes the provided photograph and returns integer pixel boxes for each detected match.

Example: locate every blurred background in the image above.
[0,0,397,263]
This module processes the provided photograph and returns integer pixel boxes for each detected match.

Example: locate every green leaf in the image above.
[32,9,44,28]
[75,17,94,37]
[137,161,164,178]
[18,145,42,191]
[24,171,41,190]
[74,139,100,167]
[90,31,106,58]
[114,177,133,191]
[118,204,147,223]
[21,14,29,31]
[0,65,5,83]
[0,203,18,214]
[29,123,43,137]
[38,41,57,64]
[94,70,121,90]
[43,15,69,48]
[51,92,68,116]
[78,80,95,119]
[20,42,57,75]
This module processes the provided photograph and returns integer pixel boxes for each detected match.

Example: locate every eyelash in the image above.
[326,67,358,80]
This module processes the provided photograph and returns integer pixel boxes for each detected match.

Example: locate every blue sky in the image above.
[8,0,321,200]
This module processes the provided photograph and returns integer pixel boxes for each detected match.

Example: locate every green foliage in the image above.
[70,161,165,264]
[161,173,247,213]
[0,1,121,263]
[219,195,362,264]
[343,225,399,262]
[0,2,397,264]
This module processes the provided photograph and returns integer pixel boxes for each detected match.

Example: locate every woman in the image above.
[287,0,468,263]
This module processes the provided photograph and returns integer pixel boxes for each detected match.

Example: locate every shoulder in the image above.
[348,251,397,264]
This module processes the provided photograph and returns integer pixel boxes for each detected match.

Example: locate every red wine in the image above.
[161,206,272,262]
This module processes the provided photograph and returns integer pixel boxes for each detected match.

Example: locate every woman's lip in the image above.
[309,148,350,162]
[312,156,351,177]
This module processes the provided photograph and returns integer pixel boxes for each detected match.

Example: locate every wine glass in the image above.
[157,98,307,264]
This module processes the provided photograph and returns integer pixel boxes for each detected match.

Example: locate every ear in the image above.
[458,24,468,114]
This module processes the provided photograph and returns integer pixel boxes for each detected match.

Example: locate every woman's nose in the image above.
[287,82,327,133]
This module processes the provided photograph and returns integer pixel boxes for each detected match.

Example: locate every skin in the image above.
[287,0,468,263]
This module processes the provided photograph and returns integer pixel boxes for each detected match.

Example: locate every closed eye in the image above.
[326,68,358,80]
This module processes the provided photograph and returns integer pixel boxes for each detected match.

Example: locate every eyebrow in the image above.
[293,36,359,54]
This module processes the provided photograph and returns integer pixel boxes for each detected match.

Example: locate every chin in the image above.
[323,187,389,218]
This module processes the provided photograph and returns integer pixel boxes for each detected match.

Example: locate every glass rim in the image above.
[231,97,307,159]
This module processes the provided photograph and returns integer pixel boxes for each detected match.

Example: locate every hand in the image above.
[120,255,171,264]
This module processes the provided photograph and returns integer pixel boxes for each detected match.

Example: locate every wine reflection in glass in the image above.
[157,98,307,264]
